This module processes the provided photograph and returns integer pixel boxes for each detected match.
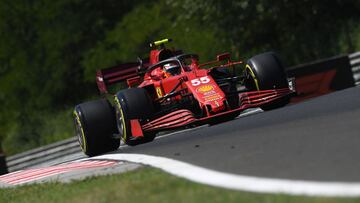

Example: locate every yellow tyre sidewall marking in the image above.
[114,96,127,142]
[73,110,87,153]
[245,64,260,91]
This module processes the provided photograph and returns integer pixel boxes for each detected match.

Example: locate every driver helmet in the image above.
[163,62,181,76]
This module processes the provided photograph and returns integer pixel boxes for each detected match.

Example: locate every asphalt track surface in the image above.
[112,86,360,182]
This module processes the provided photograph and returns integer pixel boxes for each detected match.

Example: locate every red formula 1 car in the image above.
[74,39,296,156]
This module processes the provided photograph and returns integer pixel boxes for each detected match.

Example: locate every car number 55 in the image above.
[191,76,210,86]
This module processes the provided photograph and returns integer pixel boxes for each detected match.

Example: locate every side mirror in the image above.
[217,53,230,61]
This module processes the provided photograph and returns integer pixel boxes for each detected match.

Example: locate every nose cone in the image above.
[193,84,226,113]
[184,72,227,114]
[196,84,225,113]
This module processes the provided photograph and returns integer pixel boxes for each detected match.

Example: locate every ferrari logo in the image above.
[156,87,163,98]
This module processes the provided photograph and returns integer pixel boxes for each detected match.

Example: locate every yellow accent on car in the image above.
[73,110,87,152]
[245,64,260,91]
[114,96,127,142]
[156,87,163,98]
[150,38,171,47]
[196,85,214,93]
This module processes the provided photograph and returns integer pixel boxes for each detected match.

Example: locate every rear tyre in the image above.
[74,99,119,157]
[245,52,290,110]
[114,88,156,146]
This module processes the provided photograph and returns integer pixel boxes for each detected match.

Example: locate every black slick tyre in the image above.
[245,52,290,110]
[114,88,156,146]
[74,99,119,157]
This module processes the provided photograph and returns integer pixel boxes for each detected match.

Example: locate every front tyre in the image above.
[245,52,290,110]
[114,88,156,146]
[74,99,119,157]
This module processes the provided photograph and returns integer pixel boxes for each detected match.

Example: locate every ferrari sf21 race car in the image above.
[74,39,296,156]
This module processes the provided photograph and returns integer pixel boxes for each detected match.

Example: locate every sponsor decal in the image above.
[203,90,217,96]
[204,94,222,102]
[196,85,214,93]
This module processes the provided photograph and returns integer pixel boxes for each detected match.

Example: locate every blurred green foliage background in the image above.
[0,0,359,154]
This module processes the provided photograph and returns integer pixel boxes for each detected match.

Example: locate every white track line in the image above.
[85,153,360,197]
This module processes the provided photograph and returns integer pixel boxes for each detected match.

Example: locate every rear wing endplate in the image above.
[96,61,146,94]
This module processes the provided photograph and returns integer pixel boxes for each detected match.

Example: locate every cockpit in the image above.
[147,54,200,80]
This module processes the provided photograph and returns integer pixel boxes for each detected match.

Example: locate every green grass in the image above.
[0,167,359,203]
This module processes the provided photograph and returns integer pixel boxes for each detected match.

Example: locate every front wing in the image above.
[132,88,294,137]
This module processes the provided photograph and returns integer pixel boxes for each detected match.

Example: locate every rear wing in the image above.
[96,60,149,94]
